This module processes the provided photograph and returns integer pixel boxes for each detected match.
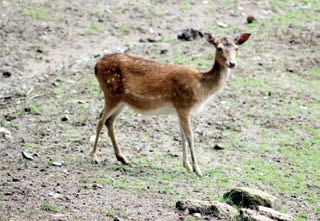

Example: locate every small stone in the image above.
[3,71,11,77]
[217,21,228,28]
[177,28,203,41]
[92,183,103,189]
[22,150,34,161]
[48,192,63,199]
[193,213,202,218]
[213,144,224,150]
[4,115,16,121]
[52,161,62,167]
[24,107,31,113]
[114,216,122,221]
[247,15,257,24]
[147,36,162,43]
[0,127,12,139]
[160,49,168,54]
[12,178,20,182]
[61,115,69,121]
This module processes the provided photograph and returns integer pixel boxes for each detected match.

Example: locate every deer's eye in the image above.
[217,47,223,53]
[236,48,239,51]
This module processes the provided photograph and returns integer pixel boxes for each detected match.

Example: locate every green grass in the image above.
[105,209,116,218]
[85,22,103,33]
[28,105,42,115]
[22,8,47,20]
[179,2,191,11]
[153,8,166,17]
[24,143,33,151]
[40,201,61,212]
[119,24,129,32]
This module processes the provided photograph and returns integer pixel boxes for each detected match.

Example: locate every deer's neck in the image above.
[200,58,229,95]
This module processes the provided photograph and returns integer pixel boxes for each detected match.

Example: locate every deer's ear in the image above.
[235,33,251,45]
[204,33,216,46]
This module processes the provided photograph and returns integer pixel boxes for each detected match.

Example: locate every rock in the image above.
[213,144,224,150]
[257,206,293,221]
[12,178,20,182]
[193,213,202,218]
[48,192,63,199]
[4,114,16,121]
[147,36,162,42]
[0,127,12,139]
[114,216,122,221]
[240,208,273,221]
[176,199,239,219]
[177,28,203,41]
[3,71,11,77]
[240,207,294,221]
[160,49,168,54]
[22,150,34,161]
[217,21,228,28]
[52,161,62,167]
[92,183,103,189]
[61,115,69,121]
[247,15,257,24]
[223,187,280,210]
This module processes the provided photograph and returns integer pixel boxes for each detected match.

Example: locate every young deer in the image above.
[91,33,250,177]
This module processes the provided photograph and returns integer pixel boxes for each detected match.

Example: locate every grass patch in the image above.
[105,209,116,218]
[40,201,61,212]
[24,143,33,151]
[85,22,103,33]
[22,8,47,20]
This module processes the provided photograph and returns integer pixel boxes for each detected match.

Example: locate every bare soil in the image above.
[1,0,319,220]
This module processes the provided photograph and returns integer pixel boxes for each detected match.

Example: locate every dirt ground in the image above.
[0,0,319,220]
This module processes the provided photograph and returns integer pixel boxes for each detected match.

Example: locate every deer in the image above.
[90,33,250,177]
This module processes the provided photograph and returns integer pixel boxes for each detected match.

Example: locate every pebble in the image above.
[52,161,62,167]
[193,213,202,218]
[61,115,69,122]
[213,144,224,150]
[3,71,11,77]
[247,15,256,24]
[0,127,12,139]
[22,150,34,161]
[217,21,228,28]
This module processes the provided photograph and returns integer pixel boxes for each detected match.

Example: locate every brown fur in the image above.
[90,33,250,177]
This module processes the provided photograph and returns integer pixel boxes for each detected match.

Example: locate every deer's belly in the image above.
[127,103,176,116]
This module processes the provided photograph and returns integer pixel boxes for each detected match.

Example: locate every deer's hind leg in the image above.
[104,104,129,164]
[90,102,120,163]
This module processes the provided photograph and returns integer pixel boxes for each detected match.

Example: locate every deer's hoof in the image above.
[183,162,193,172]
[116,155,129,165]
[90,151,98,164]
[194,169,203,177]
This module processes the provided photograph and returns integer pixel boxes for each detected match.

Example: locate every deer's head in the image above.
[204,33,250,69]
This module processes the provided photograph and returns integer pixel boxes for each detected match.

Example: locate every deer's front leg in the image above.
[180,125,192,171]
[178,111,202,177]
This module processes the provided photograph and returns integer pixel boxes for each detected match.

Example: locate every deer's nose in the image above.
[226,61,237,68]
